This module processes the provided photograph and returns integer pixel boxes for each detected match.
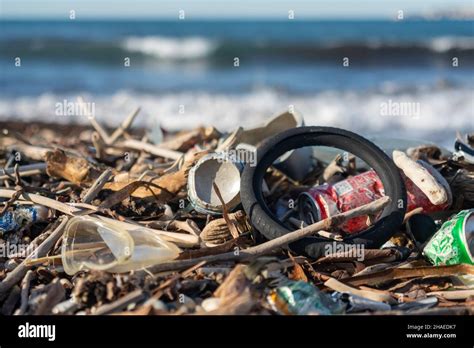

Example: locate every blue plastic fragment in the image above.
[0,206,39,234]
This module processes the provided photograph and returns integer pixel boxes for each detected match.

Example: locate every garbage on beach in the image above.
[423,209,474,266]
[332,292,392,313]
[453,133,474,164]
[267,280,344,315]
[1,108,474,316]
[187,152,244,215]
[0,205,50,234]
[61,215,181,275]
[298,152,452,234]
[238,110,313,181]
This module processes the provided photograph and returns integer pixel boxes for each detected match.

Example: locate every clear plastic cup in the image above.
[61,215,181,275]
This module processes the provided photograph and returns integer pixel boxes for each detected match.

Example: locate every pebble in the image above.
[201,297,221,312]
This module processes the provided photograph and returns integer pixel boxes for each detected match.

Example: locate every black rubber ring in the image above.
[240,126,407,259]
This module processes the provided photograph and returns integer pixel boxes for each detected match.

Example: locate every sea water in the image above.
[1,19,473,147]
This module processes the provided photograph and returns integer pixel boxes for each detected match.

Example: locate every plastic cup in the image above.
[61,215,180,275]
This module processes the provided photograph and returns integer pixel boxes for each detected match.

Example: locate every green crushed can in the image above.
[423,209,474,266]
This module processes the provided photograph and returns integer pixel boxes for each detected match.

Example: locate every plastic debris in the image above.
[187,152,243,215]
[0,205,49,234]
[238,110,313,181]
[333,292,392,313]
[267,280,344,315]
[61,215,181,275]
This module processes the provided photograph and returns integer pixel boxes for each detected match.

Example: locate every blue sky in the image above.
[1,0,473,19]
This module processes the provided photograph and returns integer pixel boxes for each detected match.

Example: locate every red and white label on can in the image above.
[299,166,450,234]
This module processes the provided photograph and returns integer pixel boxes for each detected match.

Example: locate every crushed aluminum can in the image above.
[298,170,384,234]
[299,164,452,234]
[0,205,49,234]
[423,209,474,266]
[267,280,344,315]
[187,152,244,215]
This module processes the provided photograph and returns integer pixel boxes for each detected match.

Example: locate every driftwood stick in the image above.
[93,289,144,315]
[1,285,20,315]
[117,139,184,160]
[82,168,113,204]
[78,96,112,144]
[14,270,35,315]
[91,132,106,160]
[0,163,47,180]
[0,216,69,301]
[7,144,50,161]
[426,289,474,300]
[109,107,141,144]
[34,279,65,315]
[345,264,474,287]
[0,189,81,215]
[144,196,390,274]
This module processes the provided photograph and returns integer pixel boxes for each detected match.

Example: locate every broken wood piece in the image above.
[45,149,104,187]
[103,151,207,198]
[34,279,66,315]
[158,126,221,152]
[118,139,183,160]
[142,219,201,237]
[1,285,20,315]
[7,143,51,161]
[0,216,68,301]
[426,289,474,300]
[212,183,240,239]
[324,277,396,304]
[109,107,141,144]
[0,163,47,181]
[78,96,112,144]
[82,168,113,204]
[344,264,474,287]
[200,264,255,315]
[93,289,145,315]
[91,131,106,160]
[393,150,449,205]
[0,189,82,215]
[14,270,35,315]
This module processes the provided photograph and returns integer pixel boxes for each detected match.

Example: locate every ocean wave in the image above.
[2,36,473,64]
[428,36,474,52]
[364,36,474,52]
[121,36,217,60]
[0,87,472,147]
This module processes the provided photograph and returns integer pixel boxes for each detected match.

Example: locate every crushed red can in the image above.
[298,170,384,234]
[298,162,452,234]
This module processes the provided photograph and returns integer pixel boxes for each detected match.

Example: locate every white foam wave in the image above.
[1,88,472,147]
[364,36,474,52]
[428,36,474,52]
[121,36,217,60]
